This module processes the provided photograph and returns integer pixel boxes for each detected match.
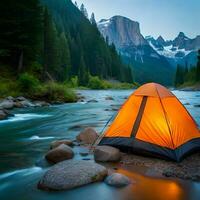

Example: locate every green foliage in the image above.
[18,73,40,94]
[88,76,105,89]
[78,56,89,86]
[0,78,20,97]
[41,0,134,83]
[175,64,184,86]
[0,0,43,71]
[175,50,200,87]
[0,0,135,102]
[69,76,79,88]
[88,76,137,90]
[36,82,77,102]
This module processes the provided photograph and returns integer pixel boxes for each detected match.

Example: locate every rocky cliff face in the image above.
[98,16,147,49]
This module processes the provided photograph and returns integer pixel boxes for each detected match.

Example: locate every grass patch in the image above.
[34,82,77,102]
[0,72,77,102]
[177,81,200,90]
[87,76,139,90]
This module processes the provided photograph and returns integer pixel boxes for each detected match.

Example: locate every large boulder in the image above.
[105,173,131,187]
[50,140,73,149]
[45,144,74,164]
[94,146,121,162]
[0,100,14,109]
[76,127,98,144]
[38,160,107,191]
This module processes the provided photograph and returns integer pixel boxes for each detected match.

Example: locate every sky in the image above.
[75,0,200,40]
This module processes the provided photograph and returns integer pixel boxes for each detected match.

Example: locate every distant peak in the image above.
[178,32,186,38]
[145,35,154,40]
[157,35,165,42]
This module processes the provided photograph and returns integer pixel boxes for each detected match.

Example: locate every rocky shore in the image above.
[37,128,131,191]
[120,152,200,181]
[0,96,51,120]
[36,127,200,193]
[0,93,86,120]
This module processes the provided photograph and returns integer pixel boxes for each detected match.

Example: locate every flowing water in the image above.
[0,90,200,200]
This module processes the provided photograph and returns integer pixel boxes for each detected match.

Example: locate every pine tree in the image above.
[57,32,71,81]
[184,62,189,82]
[0,0,42,72]
[78,55,89,86]
[43,7,60,80]
[175,64,184,86]
[80,4,88,18]
[90,13,96,25]
[196,49,200,82]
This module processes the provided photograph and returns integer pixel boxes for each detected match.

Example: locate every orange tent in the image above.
[99,83,200,161]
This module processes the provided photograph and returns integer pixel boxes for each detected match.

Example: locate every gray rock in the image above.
[6,96,14,101]
[50,140,73,149]
[45,144,74,164]
[38,160,107,191]
[105,96,114,100]
[105,173,131,187]
[34,101,50,107]
[3,109,14,117]
[14,99,34,108]
[20,100,35,107]
[87,99,98,103]
[76,127,99,144]
[16,96,26,101]
[0,110,7,120]
[0,100,14,109]
[194,104,200,107]
[94,146,121,162]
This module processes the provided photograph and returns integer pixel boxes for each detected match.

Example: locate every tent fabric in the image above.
[99,83,200,161]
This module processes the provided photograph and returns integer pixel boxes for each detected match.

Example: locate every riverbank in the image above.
[0,89,200,200]
[178,82,200,91]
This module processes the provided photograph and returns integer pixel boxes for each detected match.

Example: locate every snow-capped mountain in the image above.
[145,33,200,66]
[98,16,174,85]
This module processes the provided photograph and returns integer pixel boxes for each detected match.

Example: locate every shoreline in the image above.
[177,83,200,91]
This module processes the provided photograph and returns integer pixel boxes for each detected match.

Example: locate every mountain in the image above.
[146,32,200,67]
[98,16,148,48]
[98,16,174,85]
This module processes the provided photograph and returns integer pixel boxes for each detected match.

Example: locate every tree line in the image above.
[0,0,134,86]
[174,50,200,87]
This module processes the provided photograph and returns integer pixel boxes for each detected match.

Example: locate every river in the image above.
[0,90,200,200]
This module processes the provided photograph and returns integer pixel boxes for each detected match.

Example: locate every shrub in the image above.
[36,82,77,102]
[18,73,40,94]
[70,76,79,88]
[0,79,20,97]
[88,76,105,89]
